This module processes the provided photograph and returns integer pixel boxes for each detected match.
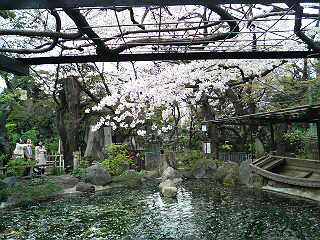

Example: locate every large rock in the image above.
[239,160,251,186]
[239,160,265,188]
[52,175,79,189]
[159,179,178,198]
[85,163,112,186]
[161,167,177,181]
[215,162,239,182]
[76,182,95,193]
[2,176,17,188]
[192,160,217,179]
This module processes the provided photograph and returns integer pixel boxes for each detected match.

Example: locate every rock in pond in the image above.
[2,176,17,188]
[159,179,178,198]
[192,159,217,179]
[52,175,79,189]
[85,163,112,186]
[161,167,178,181]
[76,182,95,193]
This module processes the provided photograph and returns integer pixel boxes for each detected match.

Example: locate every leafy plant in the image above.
[176,150,205,169]
[6,158,36,177]
[102,144,132,176]
[71,168,87,180]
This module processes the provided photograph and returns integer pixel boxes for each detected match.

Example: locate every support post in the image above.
[270,123,275,152]
[316,121,320,160]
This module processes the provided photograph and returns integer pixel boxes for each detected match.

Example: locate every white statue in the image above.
[35,142,47,165]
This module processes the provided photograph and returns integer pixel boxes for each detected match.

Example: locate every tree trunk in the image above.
[56,77,81,172]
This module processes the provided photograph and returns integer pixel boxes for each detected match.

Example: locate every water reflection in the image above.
[0,180,320,240]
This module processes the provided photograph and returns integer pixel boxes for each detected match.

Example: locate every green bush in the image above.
[102,144,132,176]
[71,167,87,180]
[112,170,144,188]
[6,158,36,177]
[176,150,205,169]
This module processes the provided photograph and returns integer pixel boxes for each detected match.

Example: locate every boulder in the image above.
[192,160,217,179]
[76,182,95,193]
[239,160,251,186]
[159,179,178,198]
[85,163,112,186]
[0,180,7,190]
[179,170,193,179]
[161,167,177,181]
[2,176,17,188]
[52,175,79,189]
[161,186,178,198]
[215,162,239,183]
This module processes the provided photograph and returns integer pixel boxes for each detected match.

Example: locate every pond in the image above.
[1,180,320,240]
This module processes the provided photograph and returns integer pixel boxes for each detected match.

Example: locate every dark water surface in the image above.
[1,180,320,240]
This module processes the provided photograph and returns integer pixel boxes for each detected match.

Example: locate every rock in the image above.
[76,182,95,193]
[85,163,112,186]
[52,175,79,189]
[161,167,177,181]
[192,159,218,179]
[2,176,17,188]
[0,180,8,190]
[162,186,178,198]
[223,173,237,187]
[239,160,251,186]
[179,170,193,179]
[144,170,160,179]
[249,173,265,188]
[159,179,178,198]
[215,162,239,183]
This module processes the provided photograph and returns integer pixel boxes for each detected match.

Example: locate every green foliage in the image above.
[0,178,62,206]
[283,128,306,155]
[71,168,87,180]
[102,144,132,176]
[112,170,144,188]
[176,150,205,169]
[5,122,19,146]
[21,128,39,144]
[220,142,232,152]
[6,158,36,177]
[0,10,16,20]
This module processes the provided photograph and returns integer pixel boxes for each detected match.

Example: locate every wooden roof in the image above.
[207,103,320,125]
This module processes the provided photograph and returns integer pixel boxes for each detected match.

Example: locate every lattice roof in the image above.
[0,0,319,74]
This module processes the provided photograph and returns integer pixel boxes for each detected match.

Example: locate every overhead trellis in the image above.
[0,0,319,74]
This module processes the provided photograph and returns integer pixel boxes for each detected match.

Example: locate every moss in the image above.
[112,171,144,189]
[0,178,63,206]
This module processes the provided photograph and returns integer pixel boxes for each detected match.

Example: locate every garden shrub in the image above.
[102,144,133,176]
[112,171,144,188]
[6,158,36,177]
[71,167,87,180]
[176,150,205,169]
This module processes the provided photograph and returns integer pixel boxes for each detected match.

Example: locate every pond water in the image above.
[1,180,320,240]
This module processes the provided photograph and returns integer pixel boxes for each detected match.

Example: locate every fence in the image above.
[218,152,252,163]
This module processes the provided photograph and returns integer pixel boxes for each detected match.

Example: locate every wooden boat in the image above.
[250,155,320,188]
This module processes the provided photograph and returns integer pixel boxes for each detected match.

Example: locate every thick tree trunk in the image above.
[201,97,219,159]
[56,77,80,172]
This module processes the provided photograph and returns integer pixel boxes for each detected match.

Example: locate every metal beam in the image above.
[0,55,29,75]
[17,51,320,65]
[1,0,317,10]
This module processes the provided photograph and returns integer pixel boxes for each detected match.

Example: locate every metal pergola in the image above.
[0,0,319,75]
